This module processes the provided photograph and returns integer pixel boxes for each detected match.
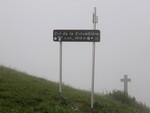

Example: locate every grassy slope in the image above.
[0,66,150,113]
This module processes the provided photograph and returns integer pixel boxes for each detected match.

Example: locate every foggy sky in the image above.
[0,0,150,106]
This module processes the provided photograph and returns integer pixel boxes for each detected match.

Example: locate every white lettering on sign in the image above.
[63,32,68,35]
[69,32,73,36]
[75,32,99,36]
[54,31,61,36]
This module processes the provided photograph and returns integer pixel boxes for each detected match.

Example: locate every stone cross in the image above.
[120,75,131,94]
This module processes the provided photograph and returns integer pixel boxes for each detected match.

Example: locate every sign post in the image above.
[53,7,100,109]
[59,38,62,95]
[91,7,98,110]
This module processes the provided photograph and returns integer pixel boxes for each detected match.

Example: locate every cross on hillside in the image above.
[120,75,131,94]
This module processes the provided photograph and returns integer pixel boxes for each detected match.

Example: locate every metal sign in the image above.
[53,30,100,42]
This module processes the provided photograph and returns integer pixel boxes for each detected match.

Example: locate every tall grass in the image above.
[0,65,150,113]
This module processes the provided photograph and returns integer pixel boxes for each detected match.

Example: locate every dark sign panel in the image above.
[53,30,100,42]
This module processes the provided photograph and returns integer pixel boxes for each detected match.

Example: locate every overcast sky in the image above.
[0,0,150,107]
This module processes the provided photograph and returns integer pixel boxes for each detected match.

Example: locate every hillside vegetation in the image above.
[0,65,150,113]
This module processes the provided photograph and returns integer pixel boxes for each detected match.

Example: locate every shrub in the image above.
[106,90,136,105]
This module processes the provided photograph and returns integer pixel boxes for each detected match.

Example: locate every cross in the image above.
[120,75,131,94]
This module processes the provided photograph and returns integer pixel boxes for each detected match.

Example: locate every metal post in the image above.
[91,42,95,109]
[91,7,98,109]
[59,38,62,95]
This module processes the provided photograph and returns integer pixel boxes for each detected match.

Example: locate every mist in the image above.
[0,0,150,107]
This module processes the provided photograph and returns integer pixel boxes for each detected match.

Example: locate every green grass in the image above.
[0,65,150,113]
